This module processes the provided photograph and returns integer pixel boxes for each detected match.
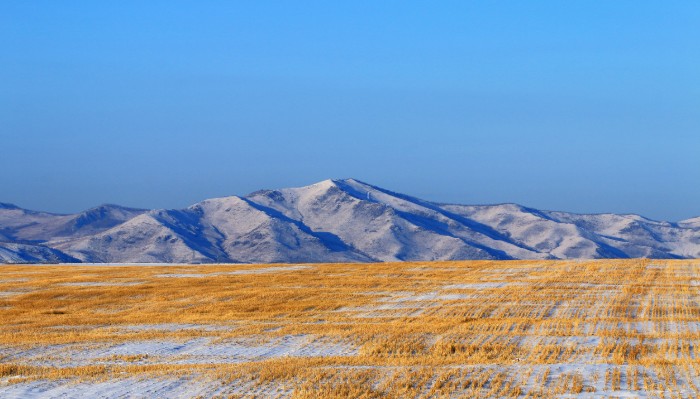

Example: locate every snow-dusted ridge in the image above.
[2,178,700,263]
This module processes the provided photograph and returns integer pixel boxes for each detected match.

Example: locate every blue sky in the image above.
[2,1,699,220]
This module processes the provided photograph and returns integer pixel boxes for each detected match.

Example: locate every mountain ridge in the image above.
[2,178,699,263]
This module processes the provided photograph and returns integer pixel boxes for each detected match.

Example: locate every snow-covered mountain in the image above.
[0,203,146,242]
[0,242,79,264]
[2,179,699,263]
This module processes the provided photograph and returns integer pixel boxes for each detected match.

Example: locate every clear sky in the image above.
[2,1,699,221]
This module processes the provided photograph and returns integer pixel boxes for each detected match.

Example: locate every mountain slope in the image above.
[442,204,700,258]
[1,179,699,263]
[0,242,79,264]
[0,204,146,243]
[246,179,542,261]
[52,196,371,263]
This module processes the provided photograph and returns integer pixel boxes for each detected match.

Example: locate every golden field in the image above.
[1,259,700,398]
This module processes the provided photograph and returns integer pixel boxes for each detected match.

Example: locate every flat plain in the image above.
[1,259,700,398]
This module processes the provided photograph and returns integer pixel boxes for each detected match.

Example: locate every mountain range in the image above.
[2,179,699,263]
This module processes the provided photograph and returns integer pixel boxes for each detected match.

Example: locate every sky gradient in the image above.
[2,1,699,221]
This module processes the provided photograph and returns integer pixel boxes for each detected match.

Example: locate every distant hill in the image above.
[2,179,699,263]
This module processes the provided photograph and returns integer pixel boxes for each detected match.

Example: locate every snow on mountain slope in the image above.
[441,204,614,258]
[333,179,547,259]
[0,242,79,264]
[2,179,699,263]
[0,204,65,243]
[62,204,148,238]
[442,204,700,259]
[246,180,507,261]
[188,195,370,263]
[0,204,146,243]
[544,211,700,258]
[680,217,700,229]
[50,212,205,263]
[53,196,370,264]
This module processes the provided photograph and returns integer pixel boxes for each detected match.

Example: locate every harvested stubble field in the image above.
[1,259,700,398]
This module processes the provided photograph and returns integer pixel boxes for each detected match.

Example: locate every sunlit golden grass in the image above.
[2,259,700,397]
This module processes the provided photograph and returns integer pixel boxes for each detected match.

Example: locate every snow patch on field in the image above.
[0,334,358,368]
[156,265,311,278]
[112,335,355,363]
[384,292,469,302]
[0,279,29,283]
[0,377,285,399]
[57,281,143,287]
[120,323,230,332]
[223,265,311,275]
[0,363,676,399]
[337,290,472,318]
[443,282,508,289]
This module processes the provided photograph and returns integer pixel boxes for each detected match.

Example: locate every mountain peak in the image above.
[331,177,372,187]
[313,178,340,189]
